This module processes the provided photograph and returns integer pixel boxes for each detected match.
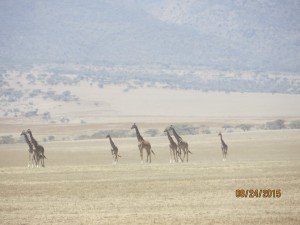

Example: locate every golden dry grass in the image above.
[0,129,299,224]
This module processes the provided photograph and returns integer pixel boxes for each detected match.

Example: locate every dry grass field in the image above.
[0,128,300,224]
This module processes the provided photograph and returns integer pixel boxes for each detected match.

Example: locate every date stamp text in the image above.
[236,189,281,198]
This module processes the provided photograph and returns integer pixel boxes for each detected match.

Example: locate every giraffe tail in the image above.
[188,149,192,154]
[118,155,121,158]
[151,149,155,155]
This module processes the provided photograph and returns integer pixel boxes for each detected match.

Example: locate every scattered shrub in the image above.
[265,119,285,130]
[222,124,233,130]
[288,120,300,129]
[144,129,160,137]
[48,135,55,141]
[0,135,15,144]
[24,109,38,117]
[236,124,253,131]
[76,129,134,140]
[172,124,199,135]
[42,112,51,120]
[60,117,70,123]
[201,129,211,134]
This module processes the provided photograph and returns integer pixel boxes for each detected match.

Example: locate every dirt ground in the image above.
[0,128,299,224]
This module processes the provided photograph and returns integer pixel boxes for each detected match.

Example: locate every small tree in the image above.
[265,119,285,130]
[236,124,252,131]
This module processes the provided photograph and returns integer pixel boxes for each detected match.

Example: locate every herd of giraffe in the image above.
[21,123,228,167]
[107,123,228,164]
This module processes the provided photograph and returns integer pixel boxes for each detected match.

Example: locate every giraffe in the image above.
[169,125,192,162]
[131,123,155,163]
[27,129,46,167]
[218,132,228,161]
[164,128,180,163]
[106,135,121,164]
[20,130,37,167]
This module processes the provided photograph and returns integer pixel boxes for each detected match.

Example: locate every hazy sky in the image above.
[1,0,300,72]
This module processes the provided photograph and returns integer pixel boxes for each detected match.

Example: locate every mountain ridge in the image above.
[0,0,299,72]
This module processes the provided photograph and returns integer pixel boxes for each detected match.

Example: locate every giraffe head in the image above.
[106,134,110,138]
[218,132,222,137]
[27,129,32,134]
[131,123,137,130]
[20,130,26,136]
[163,128,169,133]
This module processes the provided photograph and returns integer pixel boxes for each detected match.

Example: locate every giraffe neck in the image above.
[108,136,116,148]
[220,135,226,146]
[166,130,176,145]
[22,133,33,149]
[171,128,182,142]
[134,127,144,142]
[28,132,38,147]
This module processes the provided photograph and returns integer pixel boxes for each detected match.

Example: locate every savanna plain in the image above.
[0,122,299,225]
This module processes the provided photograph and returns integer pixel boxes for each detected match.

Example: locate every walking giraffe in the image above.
[27,129,46,167]
[106,135,121,164]
[218,132,228,161]
[169,125,192,162]
[20,130,37,167]
[131,123,155,163]
[164,128,181,163]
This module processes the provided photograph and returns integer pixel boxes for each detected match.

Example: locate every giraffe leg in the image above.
[149,150,151,163]
[34,153,37,167]
[183,150,187,162]
[173,148,176,163]
[30,153,32,168]
[177,147,183,162]
[35,151,39,167]
[173,149,176,163]
[180,148,184,162]
[31,153,35,168]
[186,147,189,162]
[172,149,175,163]
[139,147,143,164]
[28,152,31,167]
[146,151,149,163]
[186,150,189,162]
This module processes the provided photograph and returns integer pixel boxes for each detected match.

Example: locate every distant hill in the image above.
[1,0,299,72]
